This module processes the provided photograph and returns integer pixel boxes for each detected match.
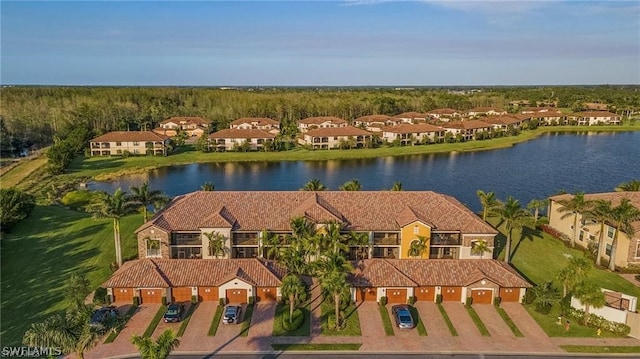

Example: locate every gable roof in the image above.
[442,120,492,130]
[161,117,209,126]
[354,115,392,123]
[427,108,460,115]
[90,131,169,143]
[381,123,445,134]
[350,259,418,287]
[299,116,347,125]
[209,128,276,139]
[305,126,372,137]
[482,115,523,126]
[230,117,280,126]
[392,112,428,119]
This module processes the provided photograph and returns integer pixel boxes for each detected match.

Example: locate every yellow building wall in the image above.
[400,221,431,259]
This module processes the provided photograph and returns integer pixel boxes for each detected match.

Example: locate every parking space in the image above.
[388,305,420,338]
[441,302,481,338]
[473,304,513,337]
[414,302,450,337]
[247,303,276,339]
[152,302,195,339]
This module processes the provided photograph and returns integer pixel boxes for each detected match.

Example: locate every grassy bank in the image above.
[0,205,142,347]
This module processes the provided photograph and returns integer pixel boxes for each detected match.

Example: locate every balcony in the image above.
[431,232,461,246]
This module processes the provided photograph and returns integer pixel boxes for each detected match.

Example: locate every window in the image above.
[146,239,161,257]
[171,247,202,259]
[232,247,258,258]
[116,142,122,146]
[171,233,201,245]
[429,247,459,259]
[608,227,615,238]
[133,142,139,146]
[606,243,612,257]
[413,225,419,234]
[636,242,640,258]
[232,232,258,245]
[373,232,400,245]
[579,231,585,242]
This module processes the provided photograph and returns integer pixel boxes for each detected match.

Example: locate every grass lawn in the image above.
[320,301,361,336]
[379,305,394,336]
[495,306,523,337]
[271,343,361,351]
[560,345,640,353]
[408,306,428,336]
[525,304,619,338]
[143,305,167,337]
[0,155,48,188]
[177,303,197,337]
[207,305,224,336]
[436,303,458,336]
[0,205,142,347]
[466,305,490,336]
[239,304,255,337]
[272,303,311,336]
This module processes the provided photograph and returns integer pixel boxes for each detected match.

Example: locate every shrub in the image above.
[559,295,572,314]
[379,296,388,306]
[328,312,346,331]
[282,308,304,332]
[408,296,416,305]
[523,289,536,305]
[436,294,443,304]
[93,287,108,305]
[465,297,473,307]
[564,307,631,336]
[133,296,140,306]
[162,296,167,306]
[493,296,502,307]
[534,303,552,314]
[219,297,227,306]
[0,188,36,232]
[60,190,100,212]
[248,296,255,306]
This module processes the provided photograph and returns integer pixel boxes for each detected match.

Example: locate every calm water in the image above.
[90,132,640,212]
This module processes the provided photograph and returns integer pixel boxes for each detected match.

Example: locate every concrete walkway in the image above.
[309,278,323,336]
[620,273,640,288]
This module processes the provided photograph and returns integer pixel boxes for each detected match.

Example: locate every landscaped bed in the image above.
[207,305,224,336]
[272,303,311,336]
[320,301,361,336]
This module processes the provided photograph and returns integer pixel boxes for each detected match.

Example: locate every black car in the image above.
[222,305,242,324]
[391,304,415,329]
[90,306,118,328]
[163,303,184,323]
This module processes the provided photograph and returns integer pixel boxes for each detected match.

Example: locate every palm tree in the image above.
[87,188,138,267]
[573,280,605,325]
[301,178,327,191]
[204,231,226,258]
[476,190,501,221]
[339,179,362,191]
[130,181,166,223]
[608,198,640,271]
[556,192,592,247]
[261,230,281,260]
[557,255,591,297]
[280,274,307,324]
[527,198,549,222]
[131,329,180,359]
[499,196,533,263]
[407,235,428,258]
[390,181,403,191]
[201,181,215,191]
[320,270,349,331]
[615,179,640,192]
[531,281,560,313]
[321,221,347,256]
[280,245,307,275]
[348,231,370,260]
[290,216,316,240]
[582,199,613,266]
[471,239,490,259]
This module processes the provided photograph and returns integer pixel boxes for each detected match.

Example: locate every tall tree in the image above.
[556,192,592,248]
[582,199,613,266]
[87,188,138,267]
[499,196,533,263]
[608,198,640,271]
[407,235,428,258]
[339,179,362,191]
[0,187,36,233]
[348,231,370,260]
[556,255,592,297]
[280,274,307,324]
[301,178,327,191]
[527,198,549,222]
[321,221,347,256]
[476,190,501,221]
[131,329,180,359]
[471,239,490,259]
[204,231,227,258]
[573,280,605,325]
[615,179,640,192]
[130,181,166,223]
[320,270,349,331]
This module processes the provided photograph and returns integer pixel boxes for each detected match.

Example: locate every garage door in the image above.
[199,287,219,302]
[113,288,134,303]
[471,289,493,304]
[356,287,377,302]
[387,289,407,304]
[500,288,521,302]
[415,287,435,302]
[140,288,164,303]
[441,287,462,302]
[257,287,277,302]
[226,289,247,304]
[172,287,192,302]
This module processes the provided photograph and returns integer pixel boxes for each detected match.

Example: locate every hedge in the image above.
[564,307,631,336]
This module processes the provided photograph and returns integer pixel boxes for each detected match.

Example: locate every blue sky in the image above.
[1,1,639,86]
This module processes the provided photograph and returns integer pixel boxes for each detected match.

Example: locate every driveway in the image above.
[414,301,450,337]
[500,302,560,352]
[441,302,481,338]
[152,302,195,339]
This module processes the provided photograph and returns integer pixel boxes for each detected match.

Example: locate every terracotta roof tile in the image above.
[160,117,210,126]
[468,107,505,113]
[305,126,372,137]
[354,115,392,123]
[90,131,169,143]
[381,123,445,134]
[230,117,280,126]
[428,108,461,115]
[350,259,418,287]
[209,128,276,139]
[483,115,523,126]
[392,112,428,119]
[442,120,492,130]
[299,116,347,125]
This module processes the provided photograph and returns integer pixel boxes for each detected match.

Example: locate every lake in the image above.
[89,131,640,212]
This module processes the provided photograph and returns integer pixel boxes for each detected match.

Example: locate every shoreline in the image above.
[87,125,639,182]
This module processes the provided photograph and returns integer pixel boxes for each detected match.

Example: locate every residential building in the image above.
[548,192,640,269]
[353,115,396,132]
[300,126,373,149]
[483,115,527,130]
[392,112,430,124]
[380,123,446,145]
[427,108,462,121]
[570,111,621,126]
[229,117,280,134]
[155,116,210,137]
[466,107,507,117]
[208,129,276,151]
[442,120,493,141]
[298,116,347,133]
[89,131,170,156]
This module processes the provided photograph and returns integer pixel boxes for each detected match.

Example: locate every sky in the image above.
[1,0,639,86]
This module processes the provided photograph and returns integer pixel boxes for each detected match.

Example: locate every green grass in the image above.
[436,303,458,336]
[495,306,523,337]
[176,303,197,337]
[525,304,619,338]
[207,305,224,336]
[143,305,167,338]
[271,343,362,351]
[378,305,395,336]
[320,301,361,336]
[560,346,640,353]
[239,304,255,337]
[272,303,311,336]
[104,305,139,343]
[0,205,142,347]
[465,305,490,336]
[0,155,48,188]
[408,305,427,336]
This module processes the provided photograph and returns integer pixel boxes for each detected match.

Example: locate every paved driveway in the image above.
[501,302,560,352]
[414,301,450,337]
[441,302,481,338]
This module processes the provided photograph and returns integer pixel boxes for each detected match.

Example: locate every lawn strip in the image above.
[560,345,640,353]
[320,301,361,336]
[207,305,224,336]
[465,305,490,336]
[379,305,395,336]
[239,304,255,337]
[103,305,138,343]
[143,305,167,338]
[436,303,458,336]
[495,306,523,337]
[408,306,427,336]
[524,304,617,338]
[272,302,311,336]
[271,343,361,351]
[176,303,197,337]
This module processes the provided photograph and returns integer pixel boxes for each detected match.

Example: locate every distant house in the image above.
[300,126,373,149]
[523,109,567,125]
[381,123,446,145]
[90,131,170,156]
[229,117,280,134]
[208,128,276,151]
[441,120,493,141]
[570,111,620,126]
[353,115,395,132]
[298,116,347,133]
[483,115,528,130]
[466,107,507,117]
[392,112,430,124]
[427,108,462,121]
[521,107,560,114]
[155,116,210,137]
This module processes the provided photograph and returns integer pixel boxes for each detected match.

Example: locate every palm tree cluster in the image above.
[301,178,405,191]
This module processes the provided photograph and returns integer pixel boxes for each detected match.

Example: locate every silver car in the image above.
[222,305,242,324]
[391,304,415,329]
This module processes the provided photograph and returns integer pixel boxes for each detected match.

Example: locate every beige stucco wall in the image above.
[137,226,170,259]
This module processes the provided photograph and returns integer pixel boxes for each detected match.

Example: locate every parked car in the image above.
[391,304,415,329]
[90,306,118,328]
[222,305,242,324]
[163,303,184,323]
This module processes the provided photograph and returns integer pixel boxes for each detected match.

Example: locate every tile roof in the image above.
[482,115,523,126]
[230,117,280,126]
[161,117,209,125]
[208,128,276,139]
[102,258,286,288]
[354,115,392,123]
[139,191,498,234]
[90,131,169,143]
[381,123,445,134]
[305,126,372,137]
[349,259,531,288]
[550,192,640,233]
[442,120,492,130]
[467,107,505,113]
[392,112,428,119]
[427,108,460,115]
[571,111,618,118]
[299,116,347,125]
